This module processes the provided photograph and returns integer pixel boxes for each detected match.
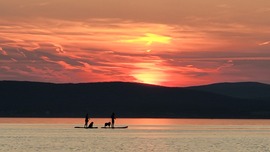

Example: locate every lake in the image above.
[1,118,270,152]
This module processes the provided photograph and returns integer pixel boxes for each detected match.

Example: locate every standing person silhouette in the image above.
[84,113,89,128]
[111,112,116,128]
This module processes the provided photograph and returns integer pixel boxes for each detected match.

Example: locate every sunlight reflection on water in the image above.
[2,118,270,125]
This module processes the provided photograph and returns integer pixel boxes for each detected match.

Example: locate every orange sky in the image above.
[0,0,270,86]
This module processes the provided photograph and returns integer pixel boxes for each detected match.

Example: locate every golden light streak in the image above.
[120,33,171,45]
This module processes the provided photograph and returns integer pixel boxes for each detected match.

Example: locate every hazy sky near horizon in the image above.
[0,0,270,86]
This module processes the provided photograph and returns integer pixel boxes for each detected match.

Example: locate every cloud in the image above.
[0,47,7,55]
[0,45,139,83]
[1,0,269,27]
[216,60,234,71]
[259,41,270,46]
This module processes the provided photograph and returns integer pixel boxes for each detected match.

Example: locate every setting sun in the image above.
[132,62,167,85]
[133,72,162,85]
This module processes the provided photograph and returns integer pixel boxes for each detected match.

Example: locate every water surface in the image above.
[1,118,270,152]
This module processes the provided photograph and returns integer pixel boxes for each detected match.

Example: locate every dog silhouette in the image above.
[104,122,111,127]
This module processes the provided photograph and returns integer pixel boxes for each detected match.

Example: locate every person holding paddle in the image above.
[84,113,89,128]
[111,112,116,128]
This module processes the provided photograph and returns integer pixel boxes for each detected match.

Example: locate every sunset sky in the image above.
[0,0,270,86]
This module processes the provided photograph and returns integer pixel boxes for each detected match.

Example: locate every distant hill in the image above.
[1,81,270,118]
[188,82,270,101]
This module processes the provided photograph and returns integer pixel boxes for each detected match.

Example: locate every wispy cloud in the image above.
[259,41,270,46]
[0,47,7,55]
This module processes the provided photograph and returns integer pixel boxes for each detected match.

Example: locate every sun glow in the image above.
[133,72,161,85]
[132,62,167,85]
[120,33,171,45]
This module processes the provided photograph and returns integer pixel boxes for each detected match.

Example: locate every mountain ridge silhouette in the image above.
[1,81,270,118]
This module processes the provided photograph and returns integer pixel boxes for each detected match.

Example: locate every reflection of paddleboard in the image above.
[74,126,98,129]
[101,126,128,129]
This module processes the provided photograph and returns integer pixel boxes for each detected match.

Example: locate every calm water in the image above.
[1,118,270,152]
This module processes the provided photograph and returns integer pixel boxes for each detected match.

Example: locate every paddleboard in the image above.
[101,126,128,129]
[74,126,98,129]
